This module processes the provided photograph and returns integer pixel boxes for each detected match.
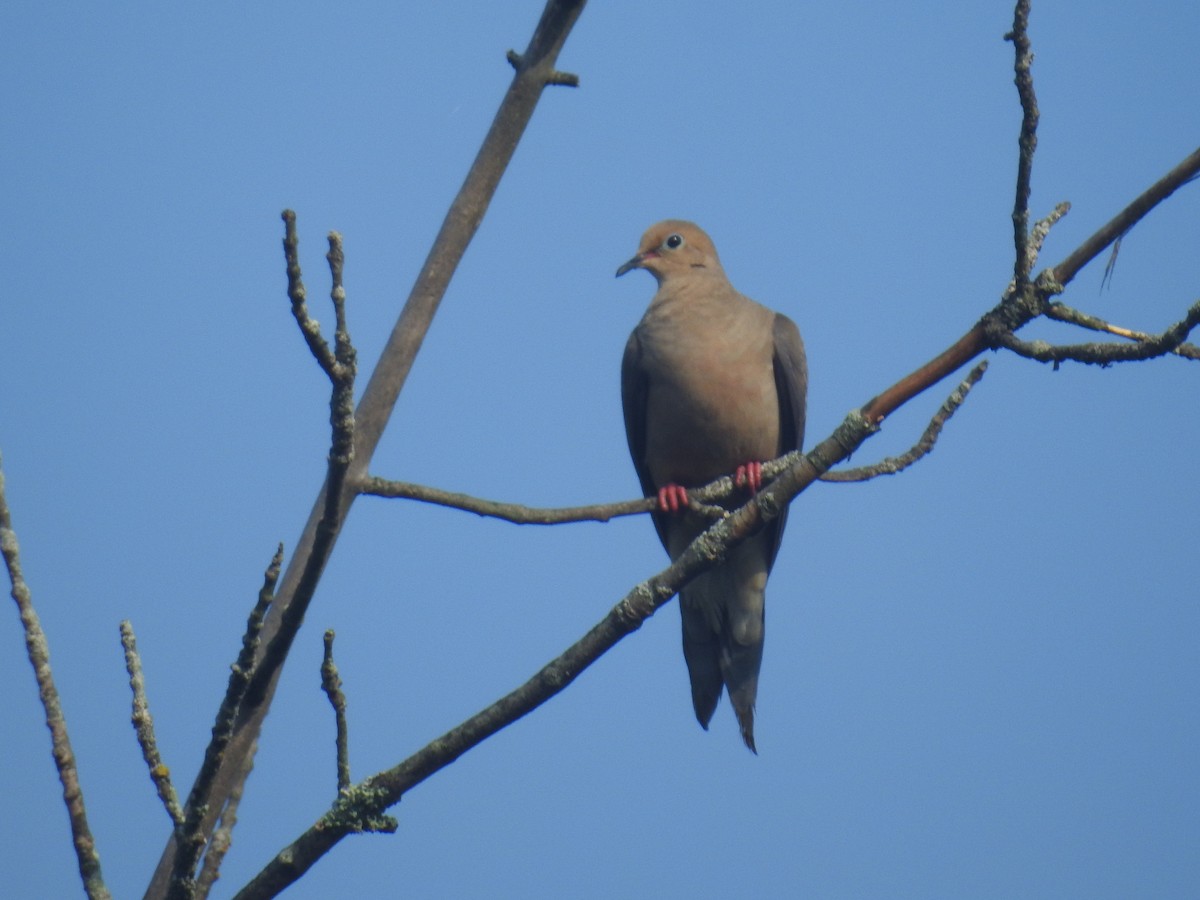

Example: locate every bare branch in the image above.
[994,299,1200,366]
[1050,145,1200,289]
[281,212,338,377]
[506,48,580,87]
[1046,302,1200,360]
[320,631,351,794]
[194,750,248,900]
[1,456,111,900]
[121,621,184,828]
[166,545,282,899]
[822,362,989,482]
[1005,0,1039,287]
[361,476,653,524]
[147,7,591,889]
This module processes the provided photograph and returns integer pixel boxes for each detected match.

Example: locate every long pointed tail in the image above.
[679,538,769,752]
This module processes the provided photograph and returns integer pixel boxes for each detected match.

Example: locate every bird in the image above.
[617,220,807,752]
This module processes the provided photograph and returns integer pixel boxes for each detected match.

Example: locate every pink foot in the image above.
[657,484,689,513]
[735,461,764,494]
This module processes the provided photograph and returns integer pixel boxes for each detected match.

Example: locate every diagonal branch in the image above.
[121,622,184,829]
[145,3,590,893]
[1050,145,1200,289]
[822,361,989,482]
[1,458,111,900]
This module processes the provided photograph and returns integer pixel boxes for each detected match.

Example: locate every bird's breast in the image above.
[638,305,781,488]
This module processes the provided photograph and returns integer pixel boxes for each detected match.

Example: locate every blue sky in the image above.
[2,2,1197,898]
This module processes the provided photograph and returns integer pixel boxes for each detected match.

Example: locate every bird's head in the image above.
[615,220,722,285]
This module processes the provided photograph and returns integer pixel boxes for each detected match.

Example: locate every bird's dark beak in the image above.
[615,251,654,278]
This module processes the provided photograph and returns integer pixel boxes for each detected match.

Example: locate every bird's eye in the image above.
[664,233,684,250]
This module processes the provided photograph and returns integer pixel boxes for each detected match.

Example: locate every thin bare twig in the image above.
[994,299,1200,366]
[166,545,282,899]
[320,631,351,794]
[195,748,249,900]
[1046,302,1200,360]
[1006,0,1039,288]
[1050,146,1200,289]
[240,230,357,718]
[361,476,653,524]
[822,362,989,482]
[1,457,111,900]
[121,621,184,827]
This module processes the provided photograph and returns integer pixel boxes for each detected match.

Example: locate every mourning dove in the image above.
[618,220,807,752]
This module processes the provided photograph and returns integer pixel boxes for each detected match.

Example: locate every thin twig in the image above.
[1005,0,1039,288]
[994,299,1200,366]
[166,546,283,899]
[121,621,184,827]
[282,212,338,376]
[822,362,989,482]
[0,456,111,900]
[361,477,652,524]
[195,746,249,900]
[1046,302,1200,360]
[1050,145,1200,288]
[241,230,358,717]
[320,632,351,793]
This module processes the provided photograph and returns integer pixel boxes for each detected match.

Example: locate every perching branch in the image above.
[1,457,111,900]
[360,363,987,518]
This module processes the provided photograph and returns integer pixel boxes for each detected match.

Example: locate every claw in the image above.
[657,484,689,513]
[735,461,763,494]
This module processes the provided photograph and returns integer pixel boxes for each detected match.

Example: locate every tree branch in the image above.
[1046,301,1200,361]
[1,456,111,900]
[822,361,989,482]
[361,476,653,524]
[165,546,283,899]
[320,631,351,794]
[121,621,184,828]
[1050,145,1200,288]
[146,4,590,893]
[1005,0,1039,288]
[993,299,1200,366]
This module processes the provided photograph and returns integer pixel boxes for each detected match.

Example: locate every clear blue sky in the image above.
[2,2,1197,898]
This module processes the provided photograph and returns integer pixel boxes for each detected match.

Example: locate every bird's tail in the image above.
[679,539,768,753]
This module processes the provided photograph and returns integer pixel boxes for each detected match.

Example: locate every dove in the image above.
[618,220,807,752]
